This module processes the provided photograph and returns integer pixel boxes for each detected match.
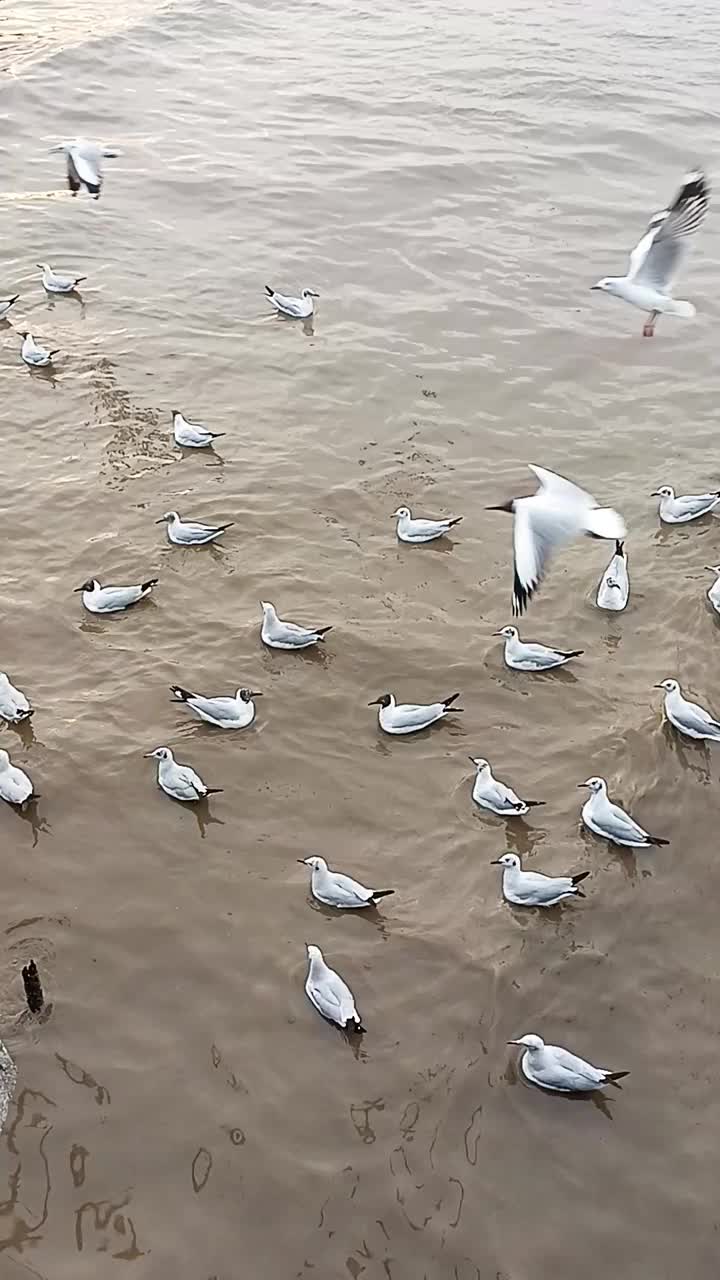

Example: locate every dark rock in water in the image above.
[22,959,44,1014]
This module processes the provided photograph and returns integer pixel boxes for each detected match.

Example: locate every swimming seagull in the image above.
[260,601,331,650]
[508,1034,629,1093]
[143,746,222,802]
[369,692,463,735]
[0,295,19,320]
[0,672,33,723]
[156,511,232,545]
[655,679,720,742]
[37,263,85,293]
[49,139,119,199]
[705,566,720,616]
[579,776,669,847]
[304,944,365,1033]
[0,749,35,806]
[491,852,588,907]
[172,410,225,449]
[469,758,544,817]
[591,170,710,337]
[488,464,626,616]
[265,285,319,319]
[171,685,260,729]
[299,855,395,909]
[393,506,463,543]
[651,485,720,523]
[74,577,158,613]
[596,540,629,610]
[19,332,59,367]
[494,625,583,672]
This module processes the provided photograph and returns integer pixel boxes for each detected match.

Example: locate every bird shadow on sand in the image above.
[7,799,52,848]
[261,644,331,672]
[660,719,712,781]
[305,894,391,940]
[44,291,85,316]
[578,826,643,884]
[24,364,59,389]
[488,816,548,858]
[3,719,38,750]
[176,446,226,468]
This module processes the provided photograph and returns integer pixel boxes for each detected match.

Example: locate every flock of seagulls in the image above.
[0,150,715,1094]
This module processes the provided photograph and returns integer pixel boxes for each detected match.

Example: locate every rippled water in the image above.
[1,0,720,1275]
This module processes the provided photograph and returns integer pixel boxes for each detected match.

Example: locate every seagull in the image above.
[369,692,462,735]
[596,540,629,611]
[488,464,626,615]
[651,485,720,523]
[0,295,19,320]
[49,139,119,199]
[304,944,365,1033]
[655,678,720,742]
[705,566,720,616]
[491,852,588,907]
[172,410,225,449]
[37,262,85,293]
[260,601,331,650]
[156,511,232,545]
[143,746,222,802]
[579,776,669,847]
[299,855,394,909]
[171,685,260,729]
[0,672,33,723]
[508,1034,629,1093]
[19,332,59,367]
[393,506,463,543]
[591,170,710,337]
[494,625,582,672]
[74,577,158,613]
[469,758,544,817]
[265,285,319,319]
[0,749,35,806]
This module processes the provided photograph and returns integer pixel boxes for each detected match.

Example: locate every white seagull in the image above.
[0,672,33,723]
[172,410,225,449]
[37,262,85,293]
[509,1034,629,1093]
[171,685,260,729]
[494,625,582,672]
[591,170,710,337]
[0,749,35,806]
[300,855,395,909]
[596,540,629,611]
[0,295,19,320]
[265,285,319,319]
[49,139,119,199]
[470,757,544,817]
[20,332,59,367]
[156,511,232,546]
[369,691,462,735]
[144,746,222,802]
[74,577,158,613]
[491,852,588,907]
[393,505,463,543]
[705,566,720,616]
[260,601,331,650]
[304,944,365,1033]
[652,484,720,523]
[579,776,669,847]
[655,678,720,743]
[488,464,626,615]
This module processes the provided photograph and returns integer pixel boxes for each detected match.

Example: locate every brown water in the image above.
[2,1,720,1276]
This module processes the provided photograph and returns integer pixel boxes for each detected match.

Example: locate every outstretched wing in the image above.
[629,171,709,290]
[512,501,568,616]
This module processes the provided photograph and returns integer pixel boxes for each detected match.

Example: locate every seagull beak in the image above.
[296,859,306,864]
[490,859,502,865]
[250,691,263,698]
[650,491,662,497]
[653,683,666,689]
[704,566,717,573]
[576,783,589,788]
[589,284,601,290]
[507,1040,521,1046]
[492,631,504,637]
[154,518,165,524]
[368,699,381,706]
[468,756,478,764]
[72,586,84,593]
[143,751,155,758]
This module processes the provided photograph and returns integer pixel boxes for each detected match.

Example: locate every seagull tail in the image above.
[350,1017,367,1035]
[7,295,19,306]
[584,506,626,541]
[371,889,395,901]
[605,1070,630,1086]
[211,432,226,439]
[74,276,87,285]
[442,692,462,708]
[265,285,275,296]
[663,299,695,318]
[562,649,584,659]
[204,787,223,796]
[217,522,235,531]
[615,539,625,555]
[49,349,61,358]
[315,626,333,638]
[170,686,193,701]
[448,516,463,527]
[574,887,586,898]
[571,871,590,885]
[647,835,670,847]
[524,800,546,808]
[141,578,159,593]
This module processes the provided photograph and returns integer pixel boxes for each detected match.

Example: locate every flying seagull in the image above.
[591,170,709,337]
[49,139,119,199]
[488,464,626,615]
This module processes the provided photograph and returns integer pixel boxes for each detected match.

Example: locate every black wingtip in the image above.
[371,889,395,901]
[141,578,159,592]
[7,295,19,306]
[352,1021,367,1035]
[265,285,274,295]
[443,692,461,708]
[449,516,463,527]
[648,836,670,847]
[315,626,333,637]
[615,539,625,555]
[563,650,584,659]
[171,686,192,702]
[205,787,223,796]
[525,800,545,808]
[606,1070,630,1085]
[572,871,591,885]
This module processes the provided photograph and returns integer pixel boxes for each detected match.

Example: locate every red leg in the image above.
[642,309,659,338]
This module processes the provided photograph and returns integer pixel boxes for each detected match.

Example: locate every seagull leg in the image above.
[642,310,658,338]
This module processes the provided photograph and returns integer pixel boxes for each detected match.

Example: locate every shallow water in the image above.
[1,0,720,1276]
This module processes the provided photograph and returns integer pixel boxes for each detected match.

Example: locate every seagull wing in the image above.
[390,702,442,728]
[272,293,304,316]
[606,801,649,842]
[630,171,709,290]
[675,492,720,517]
[527,464,596,506]
[187,694,237,719]
[308,968,356,1023]
[512,500,571,615]
[70,143,102,188]
[327,872,373,905]
[545,1046,603,1087]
